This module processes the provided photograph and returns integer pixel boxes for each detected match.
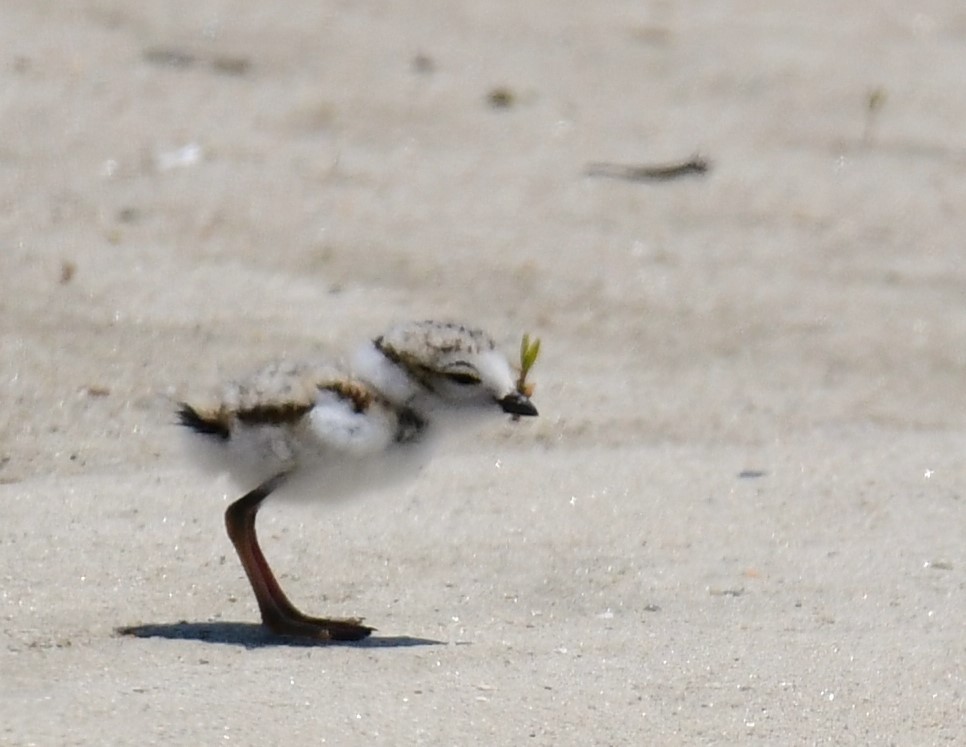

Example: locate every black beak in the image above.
[499,391,538,417]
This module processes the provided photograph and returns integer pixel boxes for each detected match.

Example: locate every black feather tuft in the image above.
[177,403,230,441]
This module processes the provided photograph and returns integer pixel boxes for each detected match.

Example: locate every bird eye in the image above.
[444,371,481,386]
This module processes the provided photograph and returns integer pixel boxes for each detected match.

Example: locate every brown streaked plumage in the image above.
[236,402,313,426]
[322,380,376,414]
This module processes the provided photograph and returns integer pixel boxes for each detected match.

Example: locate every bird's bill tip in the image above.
[498,392,538,417]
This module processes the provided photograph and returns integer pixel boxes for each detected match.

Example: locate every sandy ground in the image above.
[2,1,964,744]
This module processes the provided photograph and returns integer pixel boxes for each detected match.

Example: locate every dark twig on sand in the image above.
[585,155,710,182]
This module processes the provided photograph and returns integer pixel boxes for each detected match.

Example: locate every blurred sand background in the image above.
[1,1,964,744]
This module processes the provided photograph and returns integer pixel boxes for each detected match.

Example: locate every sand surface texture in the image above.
[2,2,964,744]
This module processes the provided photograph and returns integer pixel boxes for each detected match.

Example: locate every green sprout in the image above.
[516,332,541,398]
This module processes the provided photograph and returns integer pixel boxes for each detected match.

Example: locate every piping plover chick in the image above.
[177,320,538,641]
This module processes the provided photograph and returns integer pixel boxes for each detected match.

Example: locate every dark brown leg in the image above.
[224,473,373,641]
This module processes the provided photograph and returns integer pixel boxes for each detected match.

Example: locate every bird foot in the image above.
[264,613,374,642]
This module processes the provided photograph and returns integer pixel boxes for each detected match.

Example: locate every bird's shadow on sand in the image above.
[116,621,445,649]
